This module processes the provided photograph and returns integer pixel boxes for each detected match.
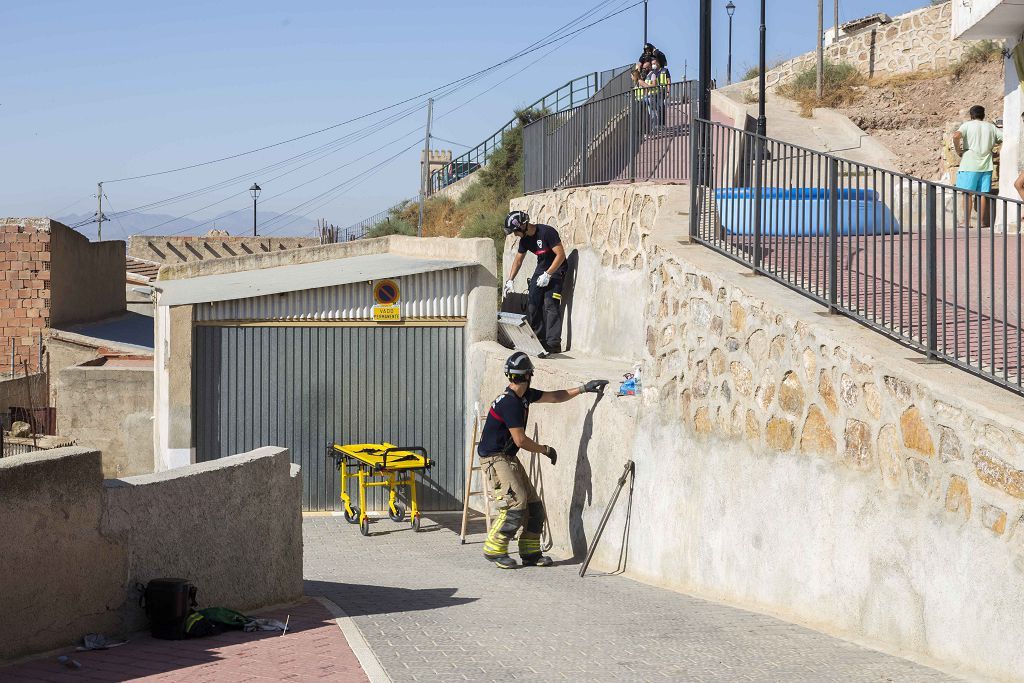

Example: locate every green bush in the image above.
[741,65,760,81]
[366,217,415,238]
[783,60,862,94]
[779,60,863,115]
[951,40,1003,79]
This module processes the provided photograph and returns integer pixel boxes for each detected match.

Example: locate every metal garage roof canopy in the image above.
[156,254,476,307]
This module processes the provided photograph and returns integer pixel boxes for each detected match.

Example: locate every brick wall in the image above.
[0,219,51,375]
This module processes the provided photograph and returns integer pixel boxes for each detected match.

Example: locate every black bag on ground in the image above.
[141,578,197,640]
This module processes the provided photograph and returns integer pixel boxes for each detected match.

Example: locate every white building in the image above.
[953,0,1024,201]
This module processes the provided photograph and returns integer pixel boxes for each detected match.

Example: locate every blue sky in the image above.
[2,0,928,239]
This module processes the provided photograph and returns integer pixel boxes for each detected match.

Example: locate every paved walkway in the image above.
[0,599,367,683]
[305,514,962,683]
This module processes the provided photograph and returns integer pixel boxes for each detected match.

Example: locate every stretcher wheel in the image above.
[343,506,360,524]
[359,518,370,537]
[411,515,422,532]
[388,504,406,522]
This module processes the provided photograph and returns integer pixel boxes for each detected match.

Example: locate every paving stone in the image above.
[303,514,962,683]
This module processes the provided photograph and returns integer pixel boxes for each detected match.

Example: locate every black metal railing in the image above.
[332,198,417,243]
[690,118,1024,393]
[523,81,698,194]
[428,66,632,194]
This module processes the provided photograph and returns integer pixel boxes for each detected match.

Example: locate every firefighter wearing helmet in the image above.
[477,351,608,569]
[503,210,567,354]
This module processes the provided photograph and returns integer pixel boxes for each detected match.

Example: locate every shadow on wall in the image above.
[561,250,580,353]
[568,393,603,560]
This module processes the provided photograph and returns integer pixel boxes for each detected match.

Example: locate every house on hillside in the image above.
[953,1,1023,201]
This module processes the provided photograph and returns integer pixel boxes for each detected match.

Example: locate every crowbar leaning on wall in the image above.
[579,460,635,578]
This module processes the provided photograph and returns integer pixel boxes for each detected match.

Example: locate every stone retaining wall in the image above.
[508,184,1024,680]
[763,3,972,89]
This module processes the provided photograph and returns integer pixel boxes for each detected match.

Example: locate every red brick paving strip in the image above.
[0,598,369,682]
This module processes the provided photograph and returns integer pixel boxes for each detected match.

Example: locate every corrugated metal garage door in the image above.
[192,324,465,511]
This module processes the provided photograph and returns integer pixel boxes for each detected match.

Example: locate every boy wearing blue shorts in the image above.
[954,105,1003,228]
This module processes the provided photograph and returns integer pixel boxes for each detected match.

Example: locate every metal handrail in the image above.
[428,65,632,194]
[689,116,1024,396]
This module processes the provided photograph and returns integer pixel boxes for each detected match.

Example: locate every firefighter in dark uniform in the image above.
[503,211,567,354]
[478,351,608,569]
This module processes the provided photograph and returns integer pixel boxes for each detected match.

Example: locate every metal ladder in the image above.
[459,403,492,544]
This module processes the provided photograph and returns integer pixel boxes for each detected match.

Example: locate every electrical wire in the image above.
[83,0,641,236]
[99,0,639,184]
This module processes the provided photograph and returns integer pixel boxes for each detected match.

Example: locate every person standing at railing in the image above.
[644,56,671,128]
[502,211,567,354]
[954,105,1002,229]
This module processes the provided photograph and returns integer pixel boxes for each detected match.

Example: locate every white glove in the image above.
[536,272,551,288]
[503,279,515,296]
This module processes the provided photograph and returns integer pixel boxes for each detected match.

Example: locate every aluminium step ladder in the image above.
[460,404,493,544]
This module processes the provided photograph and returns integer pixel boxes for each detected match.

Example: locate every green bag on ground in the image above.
[198,607,251,629]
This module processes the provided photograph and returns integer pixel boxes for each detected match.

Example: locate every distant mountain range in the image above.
[56,210,317,238]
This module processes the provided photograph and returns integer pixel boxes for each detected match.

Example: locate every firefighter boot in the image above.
[518,502,553,567]
[484,508,521,569]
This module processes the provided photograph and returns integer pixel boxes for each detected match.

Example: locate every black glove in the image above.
[544,446,558,465]
[582,379,609,394]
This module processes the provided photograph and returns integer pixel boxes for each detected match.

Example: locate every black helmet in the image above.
[504,351,534,382]
[504,210,529,236]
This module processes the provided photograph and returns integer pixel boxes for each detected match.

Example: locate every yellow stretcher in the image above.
[328,442,432,537]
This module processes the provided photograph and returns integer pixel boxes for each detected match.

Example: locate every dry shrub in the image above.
[779,60,864,116]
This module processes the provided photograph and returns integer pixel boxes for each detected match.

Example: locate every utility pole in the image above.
[96,182,103,241]
[643,0,648,44]
[417,98,433,239]
[816,0,824,98]
[834,0,839,43]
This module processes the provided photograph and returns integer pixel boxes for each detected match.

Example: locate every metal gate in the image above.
[192,324,465,511]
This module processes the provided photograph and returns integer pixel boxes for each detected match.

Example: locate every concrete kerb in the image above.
[313,596,392,683]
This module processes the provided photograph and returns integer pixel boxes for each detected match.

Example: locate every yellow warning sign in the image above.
[372,304,401,322]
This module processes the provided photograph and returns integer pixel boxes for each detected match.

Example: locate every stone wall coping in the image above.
[0,445,97,471]
[662,239,1024,430]
[158,236,496,282]
[103,446,292,488]
[474,341,634,386]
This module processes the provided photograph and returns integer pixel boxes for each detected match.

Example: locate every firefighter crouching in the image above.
[478,351,608,569]
[503,210,568,354]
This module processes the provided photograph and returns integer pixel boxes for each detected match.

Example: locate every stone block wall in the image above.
[763,3,972,89]
[508,184,1024,680]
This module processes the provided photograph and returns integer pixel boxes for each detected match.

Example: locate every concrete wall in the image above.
[153,236,497,470]
[49,222,125,327]
[431,168,482,203]
[0,446,302,662]
[501,184,1024,681]
[128,235,316,265]
[762,3,972,90]
[0,373,47,421]
[56,358,154,477]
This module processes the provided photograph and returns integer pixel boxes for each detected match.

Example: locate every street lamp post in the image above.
[726,1,735,85]
[757,0,767,137]
[249,183,261,237]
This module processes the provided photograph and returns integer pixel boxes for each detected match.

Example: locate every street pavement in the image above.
[304,514,964,683]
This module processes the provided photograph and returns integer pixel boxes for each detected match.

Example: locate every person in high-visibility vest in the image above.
[644,55,671,128]
[477,352,608,569]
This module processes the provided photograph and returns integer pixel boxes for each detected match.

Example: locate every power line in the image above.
[99,0,639,184]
